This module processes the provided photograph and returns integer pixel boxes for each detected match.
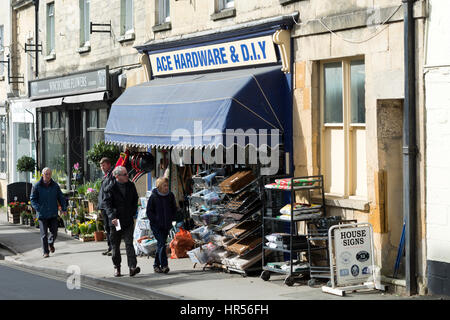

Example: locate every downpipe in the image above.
[402,0,418,296]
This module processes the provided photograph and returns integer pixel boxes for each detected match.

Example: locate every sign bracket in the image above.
[0,55,24,84]
[90,21,112,36]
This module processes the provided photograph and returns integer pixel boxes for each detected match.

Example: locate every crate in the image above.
[219,171,255,194]
[226,235,261,256]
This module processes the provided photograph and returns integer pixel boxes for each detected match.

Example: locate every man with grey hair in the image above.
[103,166,141,277]
[98,157,114,256]
[30,167,67,258]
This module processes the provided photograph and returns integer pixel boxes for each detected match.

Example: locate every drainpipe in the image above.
[402,0,417,296]
[33,0,39,78]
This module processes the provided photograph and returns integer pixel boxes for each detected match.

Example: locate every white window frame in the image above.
[320,58,367,199]
[158,0,170,24]
[46,3,55,55]
[121,0,134,35]
[0,25,4,76]
[219,0,234,10]
[80,0,90,47]
[0,115,7,176]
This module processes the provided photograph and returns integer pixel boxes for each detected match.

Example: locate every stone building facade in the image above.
[3,0,436,295]
[0,0,11,205]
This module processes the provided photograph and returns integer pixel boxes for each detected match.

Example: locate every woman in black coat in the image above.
[146,177,177,274]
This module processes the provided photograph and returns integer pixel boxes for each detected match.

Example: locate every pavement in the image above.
[0,207,436,301]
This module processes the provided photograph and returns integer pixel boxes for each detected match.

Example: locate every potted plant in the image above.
[8,202,27,224]
[86,141,120,169]
[94,215,105,241]
[17,156,36,180]
[85,187,99,213]
[20,211,28,225]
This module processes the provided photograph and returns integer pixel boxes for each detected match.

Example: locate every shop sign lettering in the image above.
[334,226,373,286]
[149,35,277,76]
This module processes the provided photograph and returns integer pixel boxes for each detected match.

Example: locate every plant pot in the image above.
[80,235,94,242]
[8,212,20,224]
[88,201,96,213]
[94,231,104,242]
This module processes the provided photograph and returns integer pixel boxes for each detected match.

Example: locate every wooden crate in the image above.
[219,171,255,194]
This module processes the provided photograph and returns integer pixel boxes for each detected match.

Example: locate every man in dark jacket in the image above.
[97,157,115,256]
[30,167,67,258]
[146,177,177,274]
[104,166,140,277]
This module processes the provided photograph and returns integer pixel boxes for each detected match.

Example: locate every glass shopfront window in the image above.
[87,107,108,180]
[43,111,66,173]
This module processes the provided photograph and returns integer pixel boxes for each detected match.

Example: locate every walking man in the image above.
[98,157,115,256]
[104,166,141,277]
[30,167,67,258]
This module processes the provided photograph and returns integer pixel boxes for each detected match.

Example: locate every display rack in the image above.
[187,167,265,275]
[260,175,326,286]
[306,217,357,287]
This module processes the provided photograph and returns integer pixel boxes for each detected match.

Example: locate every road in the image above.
[0,262,134,300]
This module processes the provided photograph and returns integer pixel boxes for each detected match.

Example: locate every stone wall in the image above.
[291,1,426,286]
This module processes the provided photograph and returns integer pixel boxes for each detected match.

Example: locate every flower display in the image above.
[8,201,27,208]
[72,162,82,181]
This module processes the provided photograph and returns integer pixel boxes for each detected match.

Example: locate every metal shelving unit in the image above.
[260,175,326,286]
[306,217,357,287]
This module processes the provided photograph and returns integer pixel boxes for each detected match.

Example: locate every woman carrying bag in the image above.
[146,177,177,274]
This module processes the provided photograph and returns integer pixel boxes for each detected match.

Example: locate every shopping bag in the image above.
[170,227,195,259]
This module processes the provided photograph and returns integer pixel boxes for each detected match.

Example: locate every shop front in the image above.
[27,67,120,186]
[103,17,313,277]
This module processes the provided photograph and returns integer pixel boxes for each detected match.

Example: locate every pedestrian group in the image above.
[29,157,177,277]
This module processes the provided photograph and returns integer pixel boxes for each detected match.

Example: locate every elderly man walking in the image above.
[30,167,67,258]
[104,166,141,277]
[97,157,115,256]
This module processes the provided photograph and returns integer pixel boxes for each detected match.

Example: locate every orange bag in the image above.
[170,228,195,259]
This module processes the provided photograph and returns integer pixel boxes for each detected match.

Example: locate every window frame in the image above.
[0,25,4,76]
[86,107,108,181]
[80,0,90,47]
[219,0,234,10]
[46,2,55,55]
[158,0,171,24]
[121,0,134,35]
[320,57,366,199]
[0,115,7,175]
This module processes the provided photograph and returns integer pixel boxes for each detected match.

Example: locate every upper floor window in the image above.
[46,3,55,55]
[158,0,170,24]
[219,0,234,10]
[121,0,133,35]
[0,115,7,174]
[0,25,4,75]
[80,0,90,47]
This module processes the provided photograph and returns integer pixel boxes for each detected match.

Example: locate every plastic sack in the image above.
[169,227,195,259]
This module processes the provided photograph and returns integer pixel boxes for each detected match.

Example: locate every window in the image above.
[46,3,55,55]
[87,108,108,180]
[121,0,133,35]
[0,25,4,75]
[0,116,7,174]
[43,111,66,173]
[321,59,366,198]
[219,0,234,10]
[80,0,90,46]
[158,0,170,24]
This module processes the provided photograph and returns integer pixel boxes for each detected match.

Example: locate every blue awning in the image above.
[105,66,290,149]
